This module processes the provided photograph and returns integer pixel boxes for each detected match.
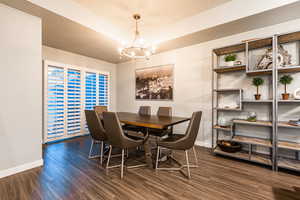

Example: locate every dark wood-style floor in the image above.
[0,136,299,200]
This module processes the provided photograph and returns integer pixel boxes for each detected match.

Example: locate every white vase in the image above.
[226,61,234,67]
[294,88,300,100]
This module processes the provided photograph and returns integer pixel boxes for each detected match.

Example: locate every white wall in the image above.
[42,46,117,111]
[0,4,43,177]
[117,18,300,147]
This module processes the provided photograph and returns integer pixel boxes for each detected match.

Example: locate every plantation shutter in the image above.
[67,69,81,135]
[85,72,97,110]
[46,66,65,139]
[98,74,108,106]
[44,61,110,143]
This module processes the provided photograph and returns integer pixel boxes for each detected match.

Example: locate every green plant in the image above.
[224,54,237,62]
[252,77,264,95]
[279,75,293,94]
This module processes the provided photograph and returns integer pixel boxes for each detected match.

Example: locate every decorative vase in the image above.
[294,88,300,100]
[226,61,234,67]
[282,93,290,100]
[254,94,261,100]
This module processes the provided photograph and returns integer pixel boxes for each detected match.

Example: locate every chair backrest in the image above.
[138,106,151,116]
[85,110,107,141]
[157,107,172,117]
[182,111,202,149]
[94,106,108,120]
[103,112,126,148]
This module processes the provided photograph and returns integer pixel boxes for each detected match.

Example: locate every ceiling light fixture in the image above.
[119,14,155,60]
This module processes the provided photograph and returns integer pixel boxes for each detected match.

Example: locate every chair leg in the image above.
[185,150,191,179]
[88,140,94,158]
[100,141,104,165]
[155,146,160,170]
[192,146,198,166]
[106,145,112,170]
[121,149,125,179]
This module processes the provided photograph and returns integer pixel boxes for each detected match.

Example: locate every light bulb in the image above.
[118,47,123,53]
[151,46,156,53]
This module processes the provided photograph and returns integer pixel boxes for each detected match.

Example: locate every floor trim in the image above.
[0,159,44,179]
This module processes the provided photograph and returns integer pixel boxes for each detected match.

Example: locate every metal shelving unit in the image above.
[212,30,300,173]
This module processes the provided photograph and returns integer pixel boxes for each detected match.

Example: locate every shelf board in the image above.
[242,99,273,103]
[278,65,300,73]
[214,146,271,166]
[278,157,300,172]
[278,99,300,103]
[278,122,300,129]
[215,107,242,111]
[213,43,245,56]
[232,136,271,147]
[233,119,272,127]
[213,31,300,56]
[213,125,231,132]
[278,141,300,151]
[246,69,272,76]
[214,65,246,73]
[246,66,300,76]
[214,88,242,93]
[278,31,300,44]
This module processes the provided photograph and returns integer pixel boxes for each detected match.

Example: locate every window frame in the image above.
[43,60,110,143]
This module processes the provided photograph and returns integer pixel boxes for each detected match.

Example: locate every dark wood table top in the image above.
[117,112,190,129]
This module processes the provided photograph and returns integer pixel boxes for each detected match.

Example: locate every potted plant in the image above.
[280,75,293,100]
[252,77,264,100]
[224,54,237,66]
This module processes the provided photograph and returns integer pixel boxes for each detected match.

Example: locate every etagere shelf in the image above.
[212,30,300,173]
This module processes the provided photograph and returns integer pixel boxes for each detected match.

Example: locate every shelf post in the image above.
[211,51,216,150]
[272,35,279,171]
[245,41,249,72]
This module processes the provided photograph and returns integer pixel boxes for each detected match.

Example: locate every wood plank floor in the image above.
[0,136,299,200]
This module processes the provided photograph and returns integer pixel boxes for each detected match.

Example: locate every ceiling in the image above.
[1,0,300,64]
[71,0,231,32]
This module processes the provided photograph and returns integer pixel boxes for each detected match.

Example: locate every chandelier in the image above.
[118,14,155,60]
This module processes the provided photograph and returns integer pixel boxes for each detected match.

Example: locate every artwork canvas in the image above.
[135,64,174,100]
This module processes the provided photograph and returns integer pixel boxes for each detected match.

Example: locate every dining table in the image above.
[117,112,191,168]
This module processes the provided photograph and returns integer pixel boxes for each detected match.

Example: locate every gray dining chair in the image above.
[85,110,107,165]
[123,106,151,133]
[103,112,149,179]
[149,107,173,138]
[155,111,202,179]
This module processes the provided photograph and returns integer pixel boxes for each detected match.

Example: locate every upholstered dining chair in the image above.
[155,111,202,179]
[94,106,108,121]
[123,106,151,133]
[149,107,173,138]
[85,110,107,165]
[103,112,149,179]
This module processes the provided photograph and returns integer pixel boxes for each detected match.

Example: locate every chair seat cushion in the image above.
[157,134,186,150]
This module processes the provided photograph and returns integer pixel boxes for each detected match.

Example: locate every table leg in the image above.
[143,128,154,169]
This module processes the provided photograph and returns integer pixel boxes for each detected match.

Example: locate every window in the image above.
[85,72,97,110]
[44,61,110,143]
[46,66,65,139]
[67,69,81,135]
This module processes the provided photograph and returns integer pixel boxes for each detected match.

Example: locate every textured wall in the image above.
[117,18,300,147]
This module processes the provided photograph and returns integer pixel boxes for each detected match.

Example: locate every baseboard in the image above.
[195,140,211,148]
[0,159,43,179]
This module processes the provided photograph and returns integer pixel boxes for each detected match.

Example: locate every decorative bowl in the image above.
[217,140,241,153]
